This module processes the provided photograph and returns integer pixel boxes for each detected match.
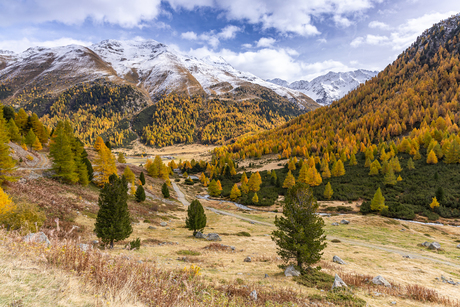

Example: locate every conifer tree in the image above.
[321,162,331,179]
[397,175,402,181]
[241,172,248,184]
[413,149,422,160]
[94,136,105,151]
[32,137,42,151]
[283,170,296,189]
[369,164,379,175]
[407,158,415,170]
[95,175,132,248]
[445,139,460,164]
[364,157,372,167]
[14,108,28,135]
[83,157,94,181]
[390,156,402,172]
[240,181,249,194]
[49,124,78,184]
[371,188,387,211]
[0,186,15,218]
[185,199,206,236]
[139,172,145,185]
[252,193,259,204]
[123,166,135,184]
[381,160,390,174]
[0,111,16,183]
[93,142,117,187]
[25,129,36,147]
[426,150,438,164]
[117,152,126,163]
[349,153,357,166]
[331,160,345,177]
[270,170,277,185]
[230,184,241,200]
[306,166,322,186]
[384,165,397,185]
[248,172,261,192]
[272,183,326,272]
[323,182,333,200]
[435,187,444,202]
[135,185,146,202]
[208,179,221,197]
[7,119,21,143]
[298,164,308,184]
[162,182,170,198]
[429,197,440,209]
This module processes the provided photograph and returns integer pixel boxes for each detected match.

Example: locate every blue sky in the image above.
[0,0,459,82]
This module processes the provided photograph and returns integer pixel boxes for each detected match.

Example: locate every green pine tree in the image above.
[139,171,146,185]
[0,108,16,183]
[24,128,36,147]
[185,199,207,236]
[271,183,327,272]
[135,185,146,202]
[95,175,132,248]
[383,165,397,185]
[49,123,78,184]
[162,182,170,198]
[370,188,387,211]
[7,119,21,143]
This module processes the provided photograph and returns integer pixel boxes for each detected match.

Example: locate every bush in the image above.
[236,231,251,237]
[1,203,46,234]
[128,238,141,250]
[177,250,201,256]
[162,183,170,198]
[293,268,334,290]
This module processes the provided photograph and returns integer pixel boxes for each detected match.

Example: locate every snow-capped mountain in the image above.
[267,69,378,105]
[0,38,318,111]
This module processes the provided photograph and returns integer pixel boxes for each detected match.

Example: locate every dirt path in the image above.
[205,207,460,269]
[172,183,190,206]
[16,153,52,171]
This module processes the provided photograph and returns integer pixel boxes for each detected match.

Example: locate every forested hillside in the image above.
[207,14,460,221]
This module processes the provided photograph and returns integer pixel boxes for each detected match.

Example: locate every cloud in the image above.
[242,43,252,48]
[368,21,390,30]
[186,45,352,81]
[256,37,276,48]
[317,38,327,44]
[181,31,198,40]
[0,0,381,36]
[350,37,364,47]
[218,25,242,39]
[0,37,92,53]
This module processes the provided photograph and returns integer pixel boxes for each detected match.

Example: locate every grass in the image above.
[177,249,201,256]
[293,269,335,290]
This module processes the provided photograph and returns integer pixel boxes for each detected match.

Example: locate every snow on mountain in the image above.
[267,69,378,105]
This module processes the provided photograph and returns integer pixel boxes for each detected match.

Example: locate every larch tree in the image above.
[323,182,333,199]
[383,165,397,185]
[94,136,105,151]
[123,166,135,184]
[24,128,36,147]
[349,153,358,166]
[252,193,259,204]
[7,119,21,143]
[271,183,326,273]
[298,164,309,184]
[426,150,438,164]
[230,184,241,200]
[270,170,277,185]
[32,137,42,151]
[283,170,296,189]
[248,172,261,192]
[429,197,440,209]
[95,175,132,248]
[0,186,15,222]
[185,199,207,236]
[208,179,222,197]
[331,160,345,177]
[49,124,78,184]
[93,141,117,187]
[370,188,387,211]
[117,152,126,163]
[407,158,415,170]
[0,110,16,183]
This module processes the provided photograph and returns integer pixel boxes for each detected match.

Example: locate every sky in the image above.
[0,0,459,82]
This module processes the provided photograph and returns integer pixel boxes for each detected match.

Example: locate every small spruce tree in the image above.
[323,182,333,199]
[185,199,207,236]
[162,182,170,198]
[435,187,444,202]
[139,172,146,185]
[135,185,146,202]
[95,175,132,248]
[271,183,326,272]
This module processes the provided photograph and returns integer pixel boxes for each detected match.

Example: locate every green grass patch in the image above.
[235,231,251,237]
[294,269,334,290]
[176,250,201,256]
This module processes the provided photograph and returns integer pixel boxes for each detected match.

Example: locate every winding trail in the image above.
[172,182,190,206]
[16,153,52,171]
[200,206,460,269]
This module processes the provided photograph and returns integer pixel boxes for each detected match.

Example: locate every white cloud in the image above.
[218,25,242,39]
[368,21,390,30]
[186,45,352,82]
[242,43,252,48]
[0,37,92,53]
[317,38,327,44]
[256,37,276,48]
[333,15,353,27]
[181,31,198,40]
[366,34,389,45]
[350,37,364,47]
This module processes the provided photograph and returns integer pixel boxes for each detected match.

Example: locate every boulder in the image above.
[372,275,391,287]
[402,255,412,259]
[331,274,348,290]
[249,290,257,301]
[23,232,50,247]
[206,233,222,241]
[340,220,350,225]
[160,222,167,227]
[457,244,460,249]
[331,222,339,226]
[284,265,300,277]
[244,256,252,263]
[195,231,205,238]
[422,241,430,247]
[333,255,346,265]
[428,242,441,250]
[148,226,156,230]
[264,274,269,278]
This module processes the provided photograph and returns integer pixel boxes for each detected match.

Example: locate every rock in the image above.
[148,226,156,230]
[230,246,235,251]
[91,240,99,244]
[428,242,441,250]
[244,256,252,263]
[333,255,346,265]
[457,244,460,249]
[422,241,430,247]
[206,233,222,241]
[195,231,205,238]
[331,274,348,290]
[160,222,167,227]
[23,232,50,247]
[331,222,339,226]
[284,265,300,277]
[264,274,269,278]
[79,243,91,252]
[250,221,255,224]
[138,260,143,264]
[402,255,412,259]
[372,275,391,287]
[340,219,350,225]
[249,290,257,301]
[391,301,397,305]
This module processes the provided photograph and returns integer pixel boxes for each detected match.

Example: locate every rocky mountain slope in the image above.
[268,69,378,105]
[0,39,318,147]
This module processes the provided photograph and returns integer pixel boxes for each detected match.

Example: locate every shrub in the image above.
[236,231,251,237]
[26,155,34,161]
[2,202,46,234]
[162,183,170,198]
[294,268,334,290]
[128,238,141,250]
[177,250,201,256]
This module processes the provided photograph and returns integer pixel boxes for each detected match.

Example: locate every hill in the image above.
[211,13,460,220]
[0,39,319,147]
